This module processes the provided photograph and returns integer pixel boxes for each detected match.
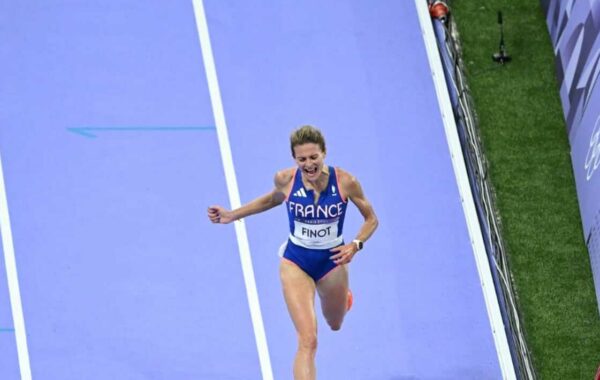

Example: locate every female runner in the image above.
[208,125,378,380]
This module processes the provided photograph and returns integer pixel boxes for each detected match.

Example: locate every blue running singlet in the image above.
[281,166,348,281]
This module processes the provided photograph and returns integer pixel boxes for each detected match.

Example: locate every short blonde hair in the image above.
[290,125,326,158]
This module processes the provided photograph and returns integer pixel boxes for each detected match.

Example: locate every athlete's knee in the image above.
[322,302,346,330]
[327,319,343,331]
[297,332,318,352]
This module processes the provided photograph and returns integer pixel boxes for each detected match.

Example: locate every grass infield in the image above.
[450,0,600,378]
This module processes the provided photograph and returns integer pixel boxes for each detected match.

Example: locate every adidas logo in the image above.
[293,188,308,198]
[332,185,336,194]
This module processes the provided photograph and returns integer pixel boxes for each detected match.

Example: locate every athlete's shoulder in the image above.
[274,167,297,189]
[335,167,361,196]
[334,167,357,185]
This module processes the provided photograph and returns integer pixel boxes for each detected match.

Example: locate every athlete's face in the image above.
[293,143,325,182]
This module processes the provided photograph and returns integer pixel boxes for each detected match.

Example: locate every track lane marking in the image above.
[191,1,274,379]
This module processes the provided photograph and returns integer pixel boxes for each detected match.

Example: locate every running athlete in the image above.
[207,125,378,380]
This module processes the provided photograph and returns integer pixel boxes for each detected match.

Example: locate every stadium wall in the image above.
[542,0,600,312]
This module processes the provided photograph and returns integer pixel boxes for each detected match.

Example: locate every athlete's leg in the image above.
[316,264,349,331]
[280,259,318,380]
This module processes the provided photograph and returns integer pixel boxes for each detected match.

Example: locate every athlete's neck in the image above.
[303,166,329,192]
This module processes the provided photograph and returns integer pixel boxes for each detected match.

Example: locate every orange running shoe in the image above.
[346,289,353,311]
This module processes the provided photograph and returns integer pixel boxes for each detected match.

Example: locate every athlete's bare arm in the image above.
[207,168,295,224]
[340,169,378,242]
[329,168,378,264]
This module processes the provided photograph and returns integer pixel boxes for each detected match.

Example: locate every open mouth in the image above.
[304,166,318,175]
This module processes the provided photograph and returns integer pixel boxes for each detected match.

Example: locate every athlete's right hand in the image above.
[207,205,236,224]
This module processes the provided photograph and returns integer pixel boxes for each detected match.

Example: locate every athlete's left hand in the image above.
[330,243,359,265]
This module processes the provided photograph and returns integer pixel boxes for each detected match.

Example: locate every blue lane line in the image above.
[0,327,15,333]
[67,126,216,138]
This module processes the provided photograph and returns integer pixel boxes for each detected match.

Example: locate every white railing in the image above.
[429,4,536,379]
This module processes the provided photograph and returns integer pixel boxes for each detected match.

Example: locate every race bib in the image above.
[291,220,340,249]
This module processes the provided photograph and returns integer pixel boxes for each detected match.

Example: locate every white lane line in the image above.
[0,150,33,379]
[414,1,517,379]
[191,1,274,379]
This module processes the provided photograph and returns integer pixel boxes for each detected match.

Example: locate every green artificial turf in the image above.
[449,1,600,378]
